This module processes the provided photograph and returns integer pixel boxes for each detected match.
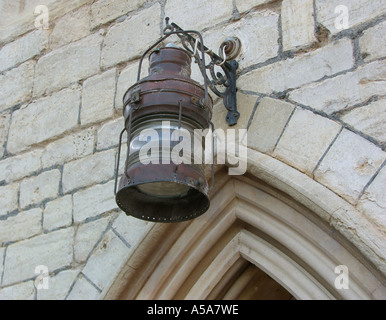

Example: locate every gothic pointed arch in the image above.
[104,149,386,300]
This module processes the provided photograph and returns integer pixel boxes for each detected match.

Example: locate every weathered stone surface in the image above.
[2,228,74,286]
[97,118,126,151]
[0,0,93,46]
[34,34,102,96]
[74,216,111,263]
[0,61,35,112]
[357,166,386,230]
[359,20,386,62]
[341,99,386,145]
[0,0,385,300]
[0,112,10,158]
[0,281,35,300]
[19,170,61,209]
[212,92,258,131]
[0,247,4,279]
[101,4,161,69]
[37,268,81,300]
[81,69,117,125]
[0,149,43,184]
[74,217,111,263]
[66,274,101,300]
[112,212,153,250]
[62,150,116,193]
[202,10,279,71]
[0,29,49,72]
[0,208,42,244]
[73,180,116,223]
[41,127,95,169]
[315,0,386,36]
[238,38,354,94]
[165,0,233,31]
[50,5,91,50]
[7,88,80,154]
[91,0,146,28]
[314,129,386,204]
[281,0,316,51]
[246,97,295,153]
[43,195,73,232]
[82,228,131,292]
[235,0,275,13]
[0,183,19,217]
[289,60,386,115]
[274,108,341,174]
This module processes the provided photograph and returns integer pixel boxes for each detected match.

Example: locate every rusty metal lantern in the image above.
[115,19,241,223]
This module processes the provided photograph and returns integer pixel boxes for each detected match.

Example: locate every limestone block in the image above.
[101,4,161,69]
[274,108,341,174]
[0,112,10,158]
[19,169,61,209]
[235,0,275,13]
[2,228,74,286]
[281,0,316,51]
[0,61,35,112]
[112,212,153,250]
[0,149,43,184]
[74,216,111,263]
[0,247,4,281]
[246,97,295,153]
[202,10,279,71]
[0,208,42,244]
[0,0,93,46]
[0,281,35,300]
[165,0,233,31]
[91,0,146,28]
[359,20,386,62]
[50,5,91,50]
[97,118,126,151]
[41,127,95,169]
[37,268,81,300]
[357,166,386,228]
[7,88,80,154]
[114,59,149,110]
[81,69,117,125]
[341,99,386,145]
[314,129,386,204]
[81,228,131,292]
[66,274,101,300]
[34,34,102,97]
[0,1,24,25]
[0,183,19,217]
[238,38,354,94]
[62,149,116,193]
[315,0,386,36]
[211,92,258,132]
[73,180,116,223]
[0,29,49,72]
[289,60,386,115]
[43,195,73,232]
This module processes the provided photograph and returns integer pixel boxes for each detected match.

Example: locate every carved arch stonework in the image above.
[105,150,386,300]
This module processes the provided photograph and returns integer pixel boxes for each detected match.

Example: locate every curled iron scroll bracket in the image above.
[164,18,241,126]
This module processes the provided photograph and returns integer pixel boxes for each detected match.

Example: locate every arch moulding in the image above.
[105,148,386,300]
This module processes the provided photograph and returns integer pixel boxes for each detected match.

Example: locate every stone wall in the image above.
[0,0,385,299]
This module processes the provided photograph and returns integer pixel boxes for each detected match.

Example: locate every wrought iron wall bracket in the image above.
[221,60,239,126]
[164,18,241,126]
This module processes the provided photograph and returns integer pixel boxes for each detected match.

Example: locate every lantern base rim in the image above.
[116,163,210,223]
